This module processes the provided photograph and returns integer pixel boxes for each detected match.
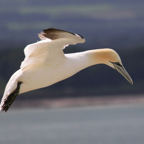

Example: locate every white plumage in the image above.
[0,28,133,112]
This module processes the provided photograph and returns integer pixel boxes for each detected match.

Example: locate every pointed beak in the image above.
[113,63,133,85]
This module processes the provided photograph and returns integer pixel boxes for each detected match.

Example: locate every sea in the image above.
[0,104,144,144]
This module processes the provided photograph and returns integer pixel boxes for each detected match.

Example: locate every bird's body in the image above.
[14,52,90,94]
[0,28,133,112]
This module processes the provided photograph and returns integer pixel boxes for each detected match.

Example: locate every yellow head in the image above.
[89,48,133,84]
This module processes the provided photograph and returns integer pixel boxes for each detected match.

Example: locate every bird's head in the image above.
[90,48,133,84]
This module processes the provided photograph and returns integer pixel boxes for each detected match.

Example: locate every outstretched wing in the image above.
[21,28,85,70]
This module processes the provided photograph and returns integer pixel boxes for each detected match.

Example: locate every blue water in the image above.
[0,105,144,144]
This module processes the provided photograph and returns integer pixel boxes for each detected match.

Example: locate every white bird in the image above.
[0,28,133,112]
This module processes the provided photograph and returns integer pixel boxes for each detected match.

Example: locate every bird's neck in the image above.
[86,49,106,66]
[65,49,106,71]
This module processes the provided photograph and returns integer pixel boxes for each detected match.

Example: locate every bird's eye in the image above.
[114,62,122,66]
[109,61,122,67]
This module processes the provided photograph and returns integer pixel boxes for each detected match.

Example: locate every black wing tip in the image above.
[43,28,70,33]
[42,28,85,40]
[75,33,84,39]
[0,102,9,112]
[43,28,67,35]
[43,28,56,32]
[0,99,14,112]
[0,81,22,112]
[0,105,9,112]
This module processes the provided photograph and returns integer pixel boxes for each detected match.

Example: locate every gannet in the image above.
[0,28,133,112]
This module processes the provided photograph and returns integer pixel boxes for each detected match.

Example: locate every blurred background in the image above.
[0,0,144,144]
[0,0,144,99]
[0,0,144,101]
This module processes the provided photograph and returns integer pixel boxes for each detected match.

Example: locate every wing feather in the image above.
[20,28,85,70]
[20,41,50,70]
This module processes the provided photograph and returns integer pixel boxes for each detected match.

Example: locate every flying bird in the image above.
[0,28,133,112]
